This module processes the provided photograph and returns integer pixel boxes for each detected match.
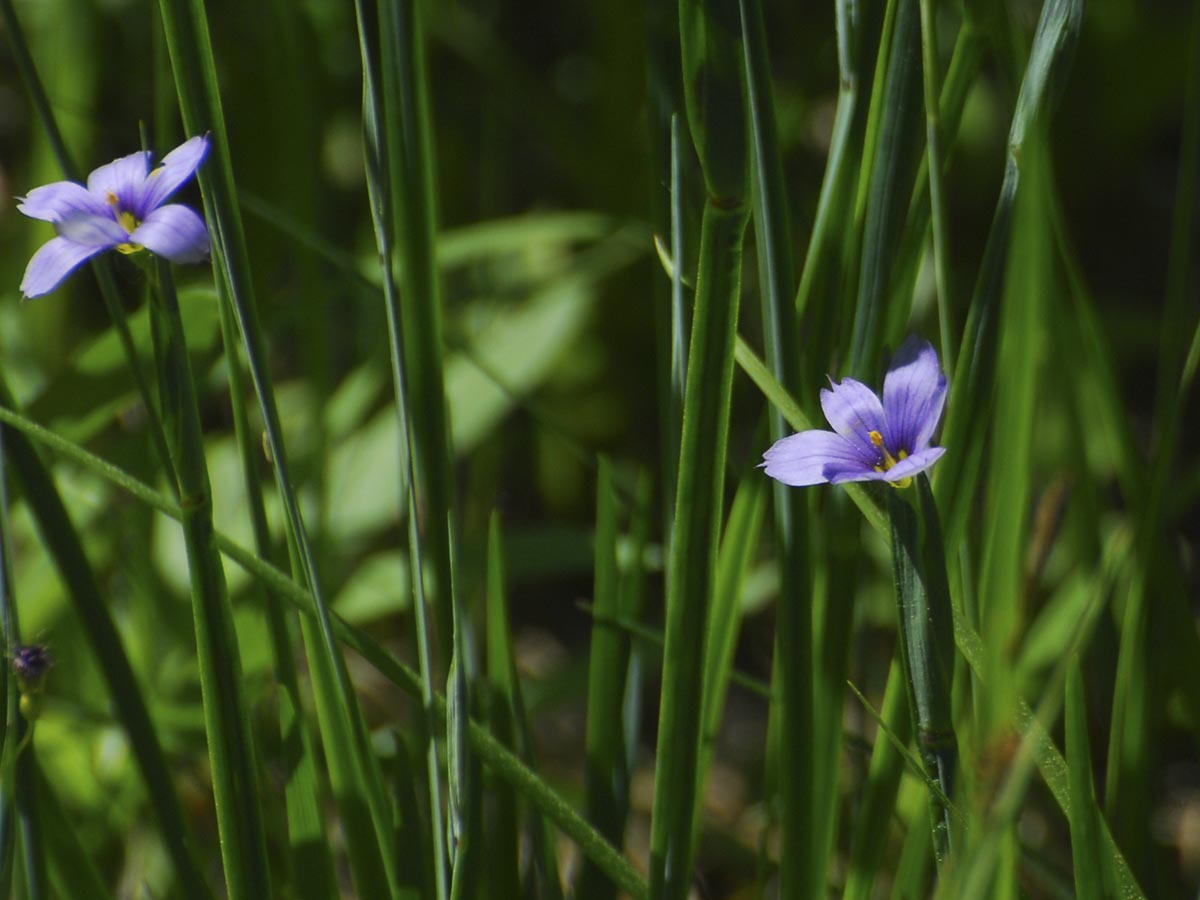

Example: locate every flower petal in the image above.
[136,135,210,215]
[882,336,947,452]
[17,181,107,222]
[58,212,128,247]
[762,429,875,486]
[130,204,210,263]
[881,446,946,482]
[86,150,151,210]
[820,377,889,456]
[20,236,107,298]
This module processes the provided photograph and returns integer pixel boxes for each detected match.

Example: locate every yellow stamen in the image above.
[868,429,912,489]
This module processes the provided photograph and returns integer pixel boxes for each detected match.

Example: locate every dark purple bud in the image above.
[12,644,51,686]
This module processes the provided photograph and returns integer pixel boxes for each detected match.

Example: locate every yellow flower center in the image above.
[105,190,143,255]
[868,430,912,489]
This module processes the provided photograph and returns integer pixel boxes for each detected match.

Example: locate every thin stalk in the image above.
[356,0,449,891]
[649,201,749,900]
[147,260,270,900]
[738,0,814,894]
[155,1,401,894]
[918,0,957,377]
[887,486,956,865]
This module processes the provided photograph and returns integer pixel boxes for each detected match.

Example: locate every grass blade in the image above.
[148,261,270,899]
[1064,657,1107,900]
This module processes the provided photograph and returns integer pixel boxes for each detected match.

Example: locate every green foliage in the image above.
[0,0,1194,897]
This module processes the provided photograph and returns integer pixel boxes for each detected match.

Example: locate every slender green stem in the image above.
[148,260,270,900]
[918,0,957,379]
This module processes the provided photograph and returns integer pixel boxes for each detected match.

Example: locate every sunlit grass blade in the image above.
[148,260,270,900]
[0,374,212,900]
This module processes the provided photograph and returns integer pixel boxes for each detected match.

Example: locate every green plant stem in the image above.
[147,260,270,900]
[887,487,956,865]
[650,199,749,900]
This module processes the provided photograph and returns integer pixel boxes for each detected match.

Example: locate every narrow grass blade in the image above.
[485,514,565,900]
[697,472,766,824]
[148,261,270,900]
[649,2,751,892]
[737,1,819,893]
[887,488,956,865]
[155,1,401,895]
[1064,658,1107,900]
[918,0,957,375]
[0,376,213,900]
[376,0,457,663]
[936,0,1084,544]
[355,2,449,893]
[483,515,523,900]
[578,458,634,900]
[842,658,913,900]
[848,0,925,376]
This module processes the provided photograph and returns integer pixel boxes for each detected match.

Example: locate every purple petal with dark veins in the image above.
[86,151,151,210]
[20,236,108,298]
[881,446,946,482]
[135,135,209,216]
[882,336,947,452]
[17,181,108,222]
[820,377,890,457]
[762,429,875,486]
[131,204,209,263]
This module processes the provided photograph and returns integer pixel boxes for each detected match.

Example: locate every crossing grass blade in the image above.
[154,0,402,895]
[37,762,114,900]
[842,658,912,900]
[0,374,213,900]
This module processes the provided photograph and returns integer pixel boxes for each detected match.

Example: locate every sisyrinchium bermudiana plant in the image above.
[16,135,211,298]
[761,336,948,489]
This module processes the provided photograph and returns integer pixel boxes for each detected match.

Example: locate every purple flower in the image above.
[763,336,948,489]
[16,135,211,298]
